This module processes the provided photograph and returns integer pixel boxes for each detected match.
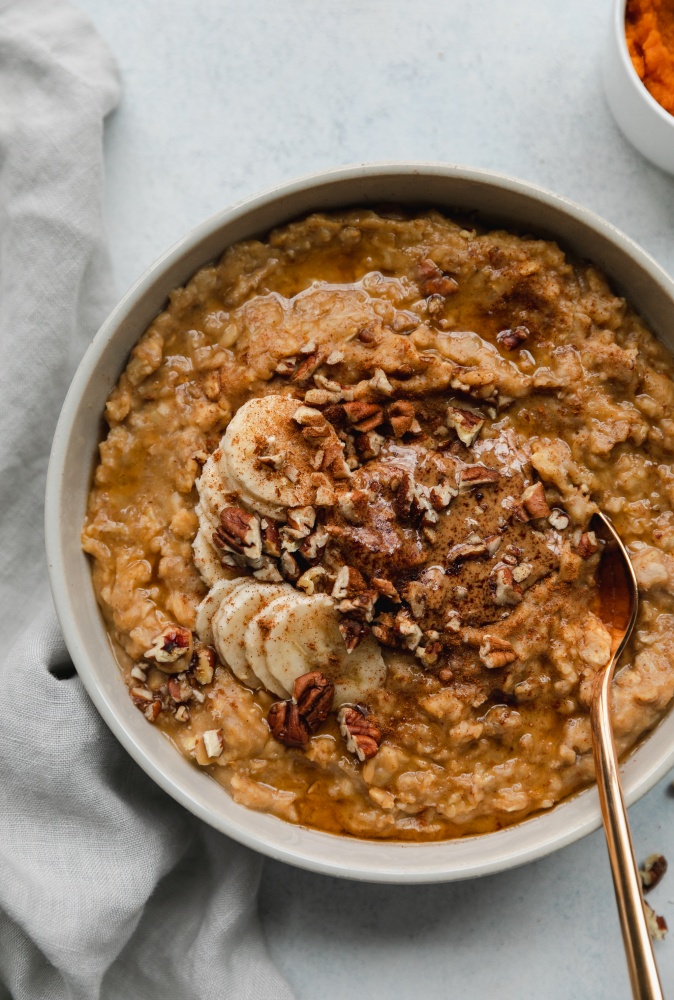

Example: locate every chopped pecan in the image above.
[214,506,262,560]
[252,558,284,582]
[287,506,316,536]
[458,465,500,491]
[388,400,416,436]
[549,508,570,530]
[298,526,329,562]
[372,577,401,601]
[174,705,190,723]
[479,635,517,669]
[338,489,372,524]
[429,479,457,510]
[167,675,193,703]
[339,617,371,651]
[143,700,163,723]
[521,481,551,519]
[446,406,484,447]
[496,326,529,350]
[640,854,668,892]
[338,705,382,761]
[326,349,345,365]
[371,613,400,648]
[202,729,224,758]
[267,701,310,748]
[447,540,488,562]
[644,902,668,941]
[191,645,217,686]
[257,448,285,471]
[332,564,367,599]
[293,671,335,731]
[260,518,282,557]
[369,368,394,396]
[280,551,300,581]
[337,589,378,622]
[354,429,384,460]
[484,534,502,557]
[357,323,381,345]
[577,531,599,558]
[394,609,423,650]
[291,352,322,382]
[144,625,193,666]
[296,565,332,594]
[342,401,384,432]
[392,470,416,519]
[275,357,297,376]
[490,565,524,606]
[416,639,443,668]
[417,258,459,298]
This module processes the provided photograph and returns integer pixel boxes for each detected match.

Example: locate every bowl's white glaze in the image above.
[46,163,674,883]
[603,0,674,173]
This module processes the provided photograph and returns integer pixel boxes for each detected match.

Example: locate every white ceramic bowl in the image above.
[46,162,674,883]
[603,0,674,173]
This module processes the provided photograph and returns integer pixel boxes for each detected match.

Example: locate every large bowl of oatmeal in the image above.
[46,163,674,882]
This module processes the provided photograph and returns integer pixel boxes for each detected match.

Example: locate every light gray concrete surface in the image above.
[74,1,674,996]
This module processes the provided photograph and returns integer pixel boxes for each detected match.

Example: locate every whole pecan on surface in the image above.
[267,701,310,748]
[293,671,335,731]
[338,705,382,761]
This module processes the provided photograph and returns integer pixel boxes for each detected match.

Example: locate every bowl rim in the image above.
[613,0,674,128]
[46,161,674,883]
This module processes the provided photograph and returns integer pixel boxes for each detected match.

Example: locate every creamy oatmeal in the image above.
[82,208,674,841]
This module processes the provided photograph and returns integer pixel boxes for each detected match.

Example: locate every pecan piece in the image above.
[393,608,423,650]
[167,675,193,703]
[496,325,529,350]
[293,671,335,730]
[339,617,371,652]
[446,406,484,447]
[342,401,384,432]
[388,400,416,436]
[337,589,378,622]
[490,566,524,606]
[577,531,599,558]
[260,518,282,557]
[291,352,322,382]
[640,854,668,892]
[645,902,668,941]
[202,729,224,758]
[479,635,517,669]
[332,564,367,599]
[458,465,500,491]
[338,705,382,761]
[267,701,310,748]
[354,429,384,460]
[417,258,458,298]
[521,481,551,519]
[191,645,217,686]
[549,508,570,530]
[275,357,297,376]
[144,626,193,666]
[214,506,262,560]
[292,404,325,426]
[372,577,401,601]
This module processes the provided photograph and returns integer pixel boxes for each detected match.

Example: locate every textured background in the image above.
[74,1,674,996]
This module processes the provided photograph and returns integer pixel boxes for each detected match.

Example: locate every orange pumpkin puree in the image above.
[626,0,674,115]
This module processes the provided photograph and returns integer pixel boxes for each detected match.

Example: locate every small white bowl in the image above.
[603,0,674,172]
[46,163,674,883]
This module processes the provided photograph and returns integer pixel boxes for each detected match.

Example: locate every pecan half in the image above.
[339,617,371,652]
[496,326,529,350]
[458,465,500,491]
[214,506,262,560]
[446,406,484,447]
[479,635,517,669]
[640,854,668,892]
[267,701,310,747]
[293,671,335,731]
[521,481,551,519]
[338,705,382,761]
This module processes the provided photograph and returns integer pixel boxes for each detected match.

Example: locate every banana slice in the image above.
[192,529,231,587]
[195,577,247,646]
[212,581,292,690]
[250,592,386,706]
[222,395,333,512]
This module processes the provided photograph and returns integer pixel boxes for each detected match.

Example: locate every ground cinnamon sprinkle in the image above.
[626,0,674,115]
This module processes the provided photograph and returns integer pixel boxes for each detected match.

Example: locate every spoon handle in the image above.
[591,665,664,1000]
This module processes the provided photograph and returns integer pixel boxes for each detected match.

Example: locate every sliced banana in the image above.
[251,592,386,706]
[195,577,247,646]
[212,581,292,690]
[192,529,231,587]
[223,395,333,513]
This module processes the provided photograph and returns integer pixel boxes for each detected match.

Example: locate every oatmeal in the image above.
[82,208,674,841]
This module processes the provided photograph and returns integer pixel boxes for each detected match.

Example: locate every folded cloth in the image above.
[0,3,293,997]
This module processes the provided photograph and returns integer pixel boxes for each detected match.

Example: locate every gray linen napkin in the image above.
[0,3,293,997]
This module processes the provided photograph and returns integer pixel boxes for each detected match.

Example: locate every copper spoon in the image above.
[591,512,664,999]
